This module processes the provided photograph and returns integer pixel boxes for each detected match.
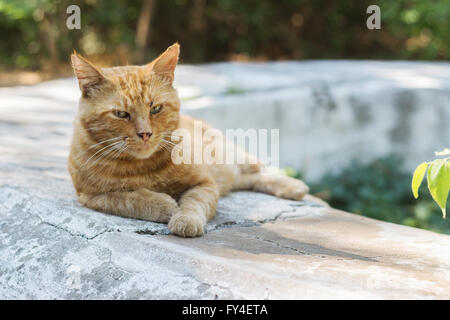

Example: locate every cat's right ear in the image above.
[147,43,180,82]
[71,52,106,98]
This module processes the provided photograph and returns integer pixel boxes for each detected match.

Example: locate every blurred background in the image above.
[0,0,449,234]
[0,0,449,83]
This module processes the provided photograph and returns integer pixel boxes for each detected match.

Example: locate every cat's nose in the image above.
[137,131,152,142]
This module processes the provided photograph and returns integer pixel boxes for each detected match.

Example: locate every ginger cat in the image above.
[68,43,309,237]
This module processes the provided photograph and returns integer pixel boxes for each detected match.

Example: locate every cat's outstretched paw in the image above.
[276,178,309,200]
[263,176,309,200]
[168,213,205,237]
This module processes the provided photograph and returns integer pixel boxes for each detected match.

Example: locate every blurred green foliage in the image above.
[289,156,450,234]
[0,0,448,71]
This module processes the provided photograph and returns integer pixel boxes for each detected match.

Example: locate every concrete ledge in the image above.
[1,184,449,299]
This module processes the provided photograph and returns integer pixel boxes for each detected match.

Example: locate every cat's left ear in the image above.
[71,52,107,98]
[148,43,180,82]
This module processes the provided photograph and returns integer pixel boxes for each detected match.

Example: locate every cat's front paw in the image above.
[168,213,205,237]
[136,189,178,223]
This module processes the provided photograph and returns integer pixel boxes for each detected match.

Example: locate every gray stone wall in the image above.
[178,61,450,181]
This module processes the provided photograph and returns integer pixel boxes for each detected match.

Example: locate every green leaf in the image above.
[411,162,428,199]
[427,159,450,218]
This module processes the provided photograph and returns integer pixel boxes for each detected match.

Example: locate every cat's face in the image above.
[71,44,180,160]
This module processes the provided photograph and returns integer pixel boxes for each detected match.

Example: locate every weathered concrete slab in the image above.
[1,182,449,299]
[1,62,449,299]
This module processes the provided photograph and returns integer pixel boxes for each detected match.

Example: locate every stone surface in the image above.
[1,61,450,299]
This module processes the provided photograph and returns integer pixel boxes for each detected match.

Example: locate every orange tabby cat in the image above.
[68,43,309,237]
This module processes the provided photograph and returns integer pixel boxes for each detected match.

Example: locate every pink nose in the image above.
[137,131,152,142]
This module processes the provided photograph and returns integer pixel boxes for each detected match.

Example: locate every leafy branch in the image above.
[412,149,450,218]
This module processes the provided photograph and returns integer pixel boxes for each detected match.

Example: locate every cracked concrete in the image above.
[1,62,450,299]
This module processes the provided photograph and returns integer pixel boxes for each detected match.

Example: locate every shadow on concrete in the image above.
[186,225,379,263]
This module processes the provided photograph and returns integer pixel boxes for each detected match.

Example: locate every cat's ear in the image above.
[71,52,106,97]
[148,43,180,82]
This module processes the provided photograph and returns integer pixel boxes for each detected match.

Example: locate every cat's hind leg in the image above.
[232,172,309,201]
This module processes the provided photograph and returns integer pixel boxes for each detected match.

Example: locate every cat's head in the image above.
[71,43,180,160]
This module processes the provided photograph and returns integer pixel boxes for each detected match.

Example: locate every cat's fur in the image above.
[68,43,309,237]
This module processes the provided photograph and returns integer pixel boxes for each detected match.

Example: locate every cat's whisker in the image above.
[160,143,176,151]
[160,131,175,136]
[88,150,119,172]
[161,138,177,147]
[86,143,128,179]
[161,131,180,140]
[113,145,128,161]
[159,140,174,148]
[88,136,124,150]
[158,142,171,154]
[86,124,110,132]
[160,135,176,142]
[159,139,181,156]
[109,142,127,160]
[82,141,123,168]
[89,142,124,167]
[95,146,127,177]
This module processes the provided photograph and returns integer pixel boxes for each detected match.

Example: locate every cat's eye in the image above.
[150,104,163,115]
[113,110,130,119]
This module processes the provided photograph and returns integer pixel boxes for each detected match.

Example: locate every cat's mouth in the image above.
[130,141,160,159]
[135,144,149,151]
